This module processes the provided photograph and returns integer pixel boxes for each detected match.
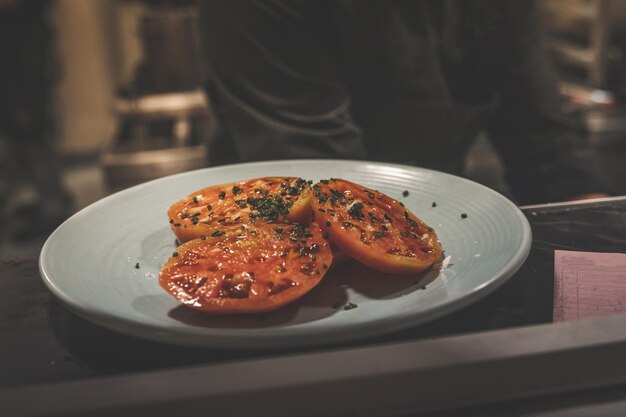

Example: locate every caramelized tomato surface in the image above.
[168,177,313,243]
[311,178,442,274]
[159,222,332,314]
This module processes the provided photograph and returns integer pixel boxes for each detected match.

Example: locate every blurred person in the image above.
[0,0,72,240]
[199,0,613,205]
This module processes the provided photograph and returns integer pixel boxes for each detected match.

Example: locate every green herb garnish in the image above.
[347,202,364,220]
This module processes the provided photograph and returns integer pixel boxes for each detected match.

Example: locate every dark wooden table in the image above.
[2,196,626,417]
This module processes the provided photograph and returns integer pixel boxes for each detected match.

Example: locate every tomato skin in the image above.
[159,222,333,314]
[311,179,442,275]
[168,177,313,243]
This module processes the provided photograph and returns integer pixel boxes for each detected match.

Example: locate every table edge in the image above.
[4,313,626,417]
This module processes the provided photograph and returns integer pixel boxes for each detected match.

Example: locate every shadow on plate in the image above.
[329,258,440,299]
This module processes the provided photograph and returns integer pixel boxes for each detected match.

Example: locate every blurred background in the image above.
[1,0,625,258]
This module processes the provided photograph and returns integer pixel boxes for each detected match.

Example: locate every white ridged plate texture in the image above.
[40,160,531,349]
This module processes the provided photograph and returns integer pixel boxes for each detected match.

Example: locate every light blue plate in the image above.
[40,160,531,349]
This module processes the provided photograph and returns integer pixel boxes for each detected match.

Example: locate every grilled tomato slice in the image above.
[168,177,313,243]
[311,178,442,274]
[159,222,332,314]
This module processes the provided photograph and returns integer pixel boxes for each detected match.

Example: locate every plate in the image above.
[40,160,531,349]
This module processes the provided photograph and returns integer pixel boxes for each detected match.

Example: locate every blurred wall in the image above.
[542,0,626,32]
[52,0,143,156]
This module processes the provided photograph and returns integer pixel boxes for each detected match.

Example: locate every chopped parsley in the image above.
[347,202,365,220]
[402,190,409,197]
[289,223,312,238]
[329,188,345,204]
[246,195,290,221]
[404,210,417,227]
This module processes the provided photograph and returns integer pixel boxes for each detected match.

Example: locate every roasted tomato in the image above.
[168,177,313,243]
[311,178,442,274]
[159,222,333,314]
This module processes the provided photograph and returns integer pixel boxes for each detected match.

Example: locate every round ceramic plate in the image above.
[40,160,531,349]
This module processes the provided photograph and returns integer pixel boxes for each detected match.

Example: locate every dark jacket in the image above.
[200,0,612,204]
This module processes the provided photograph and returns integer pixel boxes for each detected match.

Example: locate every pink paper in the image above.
[554,250,626,322]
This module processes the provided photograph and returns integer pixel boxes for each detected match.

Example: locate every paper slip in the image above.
[554,250,626,322]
